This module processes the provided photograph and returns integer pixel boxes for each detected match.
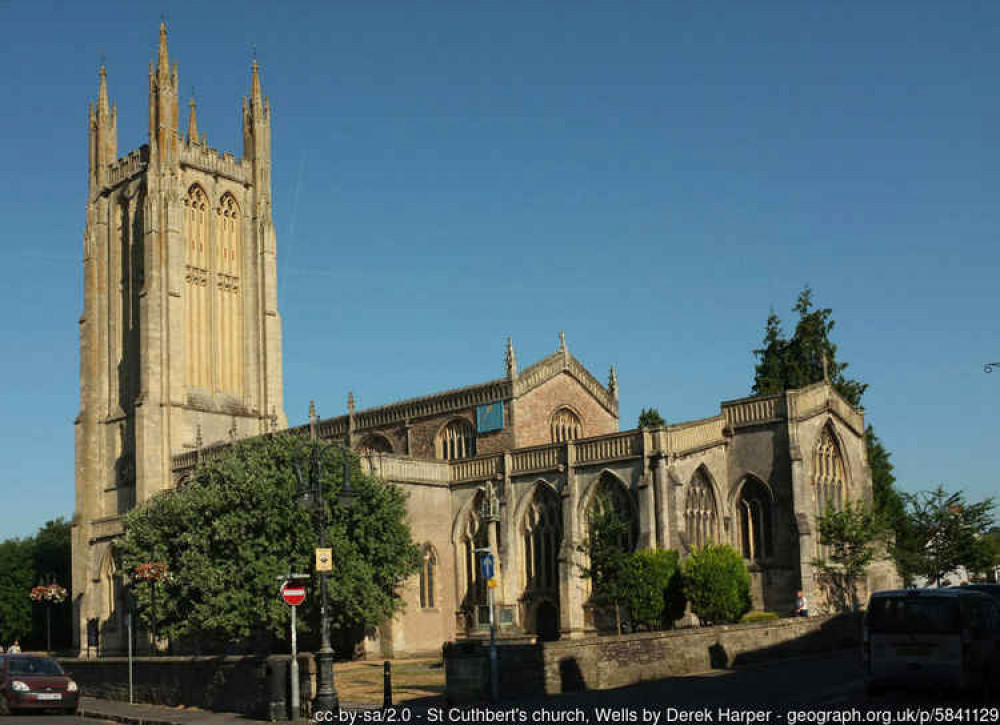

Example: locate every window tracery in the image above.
[684,468,718,550]
[438,419,476,460]
[550,408,582,443]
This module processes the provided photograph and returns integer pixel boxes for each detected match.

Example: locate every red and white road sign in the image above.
[281,582,306,607]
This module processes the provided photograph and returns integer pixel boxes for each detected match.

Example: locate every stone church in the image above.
[73,27,896,656]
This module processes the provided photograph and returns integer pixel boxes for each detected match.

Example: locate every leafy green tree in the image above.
[899,486,996,586]
[0,537,34,644]
[813,499,885,612]
[751,288,909,580]
[579,500,632,634]
[682,544,752,625]
[623,549,685,630]
[117,432,421,652]
[638,408,666,429]
[752,286,867,406]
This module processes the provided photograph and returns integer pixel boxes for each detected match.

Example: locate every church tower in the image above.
[73,25,287,652]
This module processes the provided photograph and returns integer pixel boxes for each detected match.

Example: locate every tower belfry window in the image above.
[216,193,242,396]
[184,185,210,390]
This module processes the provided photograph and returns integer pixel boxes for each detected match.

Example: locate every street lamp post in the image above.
[293,426,356,716]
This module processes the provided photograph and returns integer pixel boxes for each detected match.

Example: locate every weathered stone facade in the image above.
[73,27,897,657]
[73,26,286,654]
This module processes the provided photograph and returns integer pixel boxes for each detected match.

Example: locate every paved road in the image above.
[5,718,108,725]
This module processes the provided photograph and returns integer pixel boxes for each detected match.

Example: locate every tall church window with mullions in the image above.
[684,468,719,551]
[738,478,772,562]
[216,193,243,396]
[813,425,847,558]
[524,486,562,593]
[184,185,210,389]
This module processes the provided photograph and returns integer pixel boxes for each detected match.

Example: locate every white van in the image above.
[863,588,1000,697]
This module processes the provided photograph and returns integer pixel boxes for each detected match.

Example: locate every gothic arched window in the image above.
[358,433,393,455]
[550,408,583,443]
[524,486,562,592]
[684,468,719,551]
[738,478,772,562]
[438,419,476,460]
[184,185,210,389]
[216,193,242,396]
[461,491,489,608]
[813,425,847,516]
[586,474,637,552]
[813,425,848,558]
[419,545,437,609]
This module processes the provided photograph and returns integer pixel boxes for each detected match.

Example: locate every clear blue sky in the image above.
[0,1,997,539]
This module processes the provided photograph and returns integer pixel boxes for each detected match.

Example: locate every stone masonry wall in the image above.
[513,373,617,448]
[445,614,862,702]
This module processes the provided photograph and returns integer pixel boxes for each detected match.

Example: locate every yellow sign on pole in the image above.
[315,548,333,572]
[487,577,498,588]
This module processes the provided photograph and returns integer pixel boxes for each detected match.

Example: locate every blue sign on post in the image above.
[479,553,494,580]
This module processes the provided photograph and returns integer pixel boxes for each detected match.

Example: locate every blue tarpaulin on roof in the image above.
[476,402,504,433]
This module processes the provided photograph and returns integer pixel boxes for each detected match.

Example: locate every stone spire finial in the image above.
[608,364,618,399]
[558,331,569,365]
[308,399,317,441]
[186,96,199,145]
[348,391,356,414]
[157,22,170,78]
[97,65,110,117]
[822,351,830,384]
[250,58,263,109]
[505,337,518,379]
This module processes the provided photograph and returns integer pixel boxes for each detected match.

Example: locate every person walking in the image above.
[8,640,21,653]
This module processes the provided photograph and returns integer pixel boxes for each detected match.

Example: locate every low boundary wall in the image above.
[59,654,315,720]
[445,614,862,702]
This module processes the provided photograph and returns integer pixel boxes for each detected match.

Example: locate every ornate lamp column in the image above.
[294,403,357,716]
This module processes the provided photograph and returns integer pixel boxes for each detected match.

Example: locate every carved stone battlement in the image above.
[105,146,149,189]
[179,144,250,184]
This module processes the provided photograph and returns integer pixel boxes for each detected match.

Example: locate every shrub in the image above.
[623,549,686,630]
[682,544,752,625]
[739,611,779,624]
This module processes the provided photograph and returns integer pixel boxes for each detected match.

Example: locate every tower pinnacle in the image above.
[186,97,199,144]
[158,22,170,77]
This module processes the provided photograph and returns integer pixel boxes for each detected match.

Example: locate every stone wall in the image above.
[60,654,314,719]
[445,614,862,702]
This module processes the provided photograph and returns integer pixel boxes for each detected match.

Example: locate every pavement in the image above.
[78,697,397,725]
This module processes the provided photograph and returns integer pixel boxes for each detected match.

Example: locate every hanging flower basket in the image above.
[134,561,170,583]
[30,583,68,604]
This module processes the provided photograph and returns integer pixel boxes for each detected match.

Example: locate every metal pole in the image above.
[312,444,339,714]
[488,584,498,702]
[383,661,392,709]
[151,583,157,655]
[127,611,134,704]
[290,604,299,718]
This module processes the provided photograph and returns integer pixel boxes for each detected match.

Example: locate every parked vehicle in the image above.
[863,588,1000,698]
[0,654,79,715]
[963,583,1000,608]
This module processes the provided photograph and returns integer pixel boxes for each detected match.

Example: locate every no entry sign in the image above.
[281,582,306,607]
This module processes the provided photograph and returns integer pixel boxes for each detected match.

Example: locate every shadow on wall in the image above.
[724,613,862,669]
[559,658,587,693]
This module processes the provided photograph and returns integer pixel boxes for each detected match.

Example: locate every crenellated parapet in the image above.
[179,144,251,184]
[105,146,149,190]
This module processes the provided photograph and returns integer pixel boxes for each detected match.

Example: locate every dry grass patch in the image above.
[333,657,445,705]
